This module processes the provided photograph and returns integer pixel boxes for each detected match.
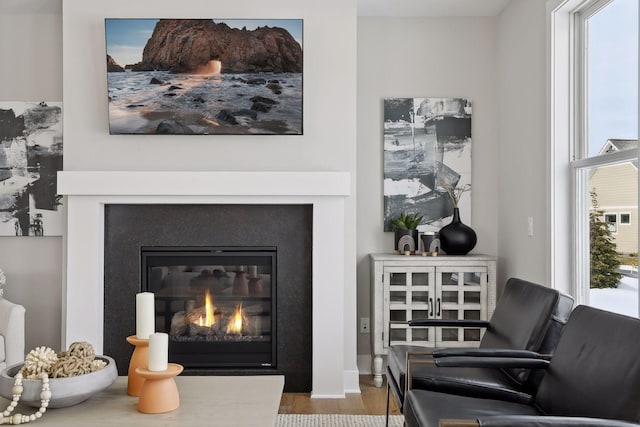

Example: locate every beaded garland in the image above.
[0,372,50,425]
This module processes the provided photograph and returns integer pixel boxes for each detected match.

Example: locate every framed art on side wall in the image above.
[383,97,472,232]
[0,102,63,236]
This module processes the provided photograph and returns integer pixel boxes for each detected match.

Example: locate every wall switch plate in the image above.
[527,217,534,236]
[360,317,370,334]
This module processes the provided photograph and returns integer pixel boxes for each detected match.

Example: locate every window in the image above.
[604,213,617,233]
[551,0,638,317]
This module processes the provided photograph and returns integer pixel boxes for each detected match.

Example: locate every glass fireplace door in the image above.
[142,246,277,369]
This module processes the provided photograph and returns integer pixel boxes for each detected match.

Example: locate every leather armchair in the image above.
[0,297,25,370]
[386,278,573,423]
[403,305,640,427]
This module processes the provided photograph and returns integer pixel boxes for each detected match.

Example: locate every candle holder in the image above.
[135,363,184,414]
[126,335,149,396]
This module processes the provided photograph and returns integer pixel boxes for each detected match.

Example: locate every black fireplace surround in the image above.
[103,204,312,392]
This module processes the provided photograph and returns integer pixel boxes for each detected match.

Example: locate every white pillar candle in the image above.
[248,265,258,277]
[136,292,155,339]
[148,332,169,371]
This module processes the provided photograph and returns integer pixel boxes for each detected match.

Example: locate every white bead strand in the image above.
[0,373,50,424]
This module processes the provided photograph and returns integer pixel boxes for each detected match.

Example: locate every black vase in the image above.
[394,229,419,254]
[439,208,477,255]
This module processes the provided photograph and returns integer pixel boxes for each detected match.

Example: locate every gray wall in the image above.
[496,0,549,286]
[0,6,63,352]
[356,17,500,364]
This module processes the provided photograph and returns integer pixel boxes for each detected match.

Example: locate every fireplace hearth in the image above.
[141,246,277,369]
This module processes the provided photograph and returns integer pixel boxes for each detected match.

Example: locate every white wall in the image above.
[0,6,63,352]
[356,17,499,363]
[496,0,549,286]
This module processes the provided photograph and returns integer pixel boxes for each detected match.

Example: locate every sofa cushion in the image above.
[535,306,640,422]
[408,363,532,404]
[404,388,540,427]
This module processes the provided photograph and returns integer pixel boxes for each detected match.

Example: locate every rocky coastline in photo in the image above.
[129,19,302,74]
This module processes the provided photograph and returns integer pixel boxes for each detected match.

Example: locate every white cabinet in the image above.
[369,253,496,387]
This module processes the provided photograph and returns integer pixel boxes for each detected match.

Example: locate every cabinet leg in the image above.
[373,355,383,388]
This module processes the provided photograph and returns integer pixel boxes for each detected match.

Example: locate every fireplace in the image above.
[58,171,356,397]
[141,246,277,369]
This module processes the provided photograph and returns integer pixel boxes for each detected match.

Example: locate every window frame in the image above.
[620,212,631,225]
[604,212,618,233]
[550,0,639,305]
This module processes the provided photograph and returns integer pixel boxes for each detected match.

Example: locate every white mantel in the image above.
[57,171,353,397]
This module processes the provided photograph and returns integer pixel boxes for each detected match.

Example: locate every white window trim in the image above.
[548,0,640,307]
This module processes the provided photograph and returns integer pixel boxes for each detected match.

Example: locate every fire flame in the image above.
[226,303,245,335]
[196,289,215,327]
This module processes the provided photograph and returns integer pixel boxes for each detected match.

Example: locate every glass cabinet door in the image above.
[384,266,435,347]
[436,267,488,346]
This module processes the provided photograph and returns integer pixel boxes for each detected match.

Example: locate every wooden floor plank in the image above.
[279,375,401,415]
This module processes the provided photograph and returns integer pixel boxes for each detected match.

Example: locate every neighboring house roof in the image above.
[598,139,638,169]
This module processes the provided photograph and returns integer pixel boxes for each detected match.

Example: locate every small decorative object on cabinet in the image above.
[369,253,496,387]
[390,213,423,255]
[420,232,440,256]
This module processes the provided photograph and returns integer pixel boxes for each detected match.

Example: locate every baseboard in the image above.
[343,368,361,394]
[357,354,372,374]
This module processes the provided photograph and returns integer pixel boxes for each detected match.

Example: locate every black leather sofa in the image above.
[386,277,574,420]
[403,305,640,427]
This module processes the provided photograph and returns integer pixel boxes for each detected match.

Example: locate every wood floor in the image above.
[279,375,402,415]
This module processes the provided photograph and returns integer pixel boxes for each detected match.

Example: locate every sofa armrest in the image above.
[432,349,548,359]
[434,356,550,369]
[409,319,490,328]
[476,416,640,427]
[0,298,25,367]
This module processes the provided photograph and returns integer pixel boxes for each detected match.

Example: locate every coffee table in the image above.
[1,375,284,427]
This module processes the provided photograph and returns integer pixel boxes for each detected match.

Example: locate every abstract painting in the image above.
[105,19,303,135]
[0,102,63,236]
[383,98,472,232]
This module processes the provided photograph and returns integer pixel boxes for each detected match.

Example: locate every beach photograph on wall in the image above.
[383,97,472,232]
[0,102,63,236]
[105,19,303,135]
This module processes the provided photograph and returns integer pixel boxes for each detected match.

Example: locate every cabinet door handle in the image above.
[429,298,434,317]
[436,298,441,317]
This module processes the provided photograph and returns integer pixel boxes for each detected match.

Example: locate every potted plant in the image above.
[390,212,423,254]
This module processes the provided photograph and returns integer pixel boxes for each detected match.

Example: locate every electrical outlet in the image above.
[360,317,370,334]
[527,217,534,237]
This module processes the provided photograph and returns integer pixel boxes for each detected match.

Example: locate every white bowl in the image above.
[0,356,118,408]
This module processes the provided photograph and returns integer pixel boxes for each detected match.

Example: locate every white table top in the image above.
[2,375,284,427]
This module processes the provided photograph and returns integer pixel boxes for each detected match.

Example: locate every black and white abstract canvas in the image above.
[0,102,63,236]
[383,98,472,232]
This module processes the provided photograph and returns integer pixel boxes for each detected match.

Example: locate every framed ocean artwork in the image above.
[105,19,303,135]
